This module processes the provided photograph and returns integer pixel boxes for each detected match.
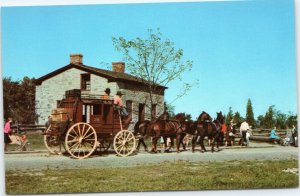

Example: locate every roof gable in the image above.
[35,63,167,90]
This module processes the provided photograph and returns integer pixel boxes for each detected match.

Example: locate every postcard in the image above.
[1,0,299,195]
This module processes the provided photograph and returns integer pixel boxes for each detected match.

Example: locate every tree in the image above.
[225,107,234,124]
[246,98,255,127]
[274,110,287,129]
[233,112,243,127]
[286,112,297,128]
[257,115,264,128]
[164,102,175,117]
[112,28,193,118]
[263,105,276,128]
[3,77,37,124]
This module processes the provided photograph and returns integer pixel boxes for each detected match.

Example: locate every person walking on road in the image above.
[239,120,250,146]
[4,117,13,151]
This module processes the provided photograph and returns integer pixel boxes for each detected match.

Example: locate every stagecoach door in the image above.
[82,104,91,123]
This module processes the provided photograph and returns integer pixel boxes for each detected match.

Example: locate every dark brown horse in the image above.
[192,111,220,153]
[134,112,184,153]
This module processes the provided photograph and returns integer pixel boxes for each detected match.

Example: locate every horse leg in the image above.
[210,138,215,152]
[141,138,148,152]
[136,139,141,152]
[176,135,181,153]
[180,133,186,151]
[151,137,158,153]
[199,137,206,153]
[191,135,197,153]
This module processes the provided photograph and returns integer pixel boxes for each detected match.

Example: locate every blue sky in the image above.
[1,0,297,119]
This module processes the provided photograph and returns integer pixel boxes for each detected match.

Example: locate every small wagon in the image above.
[43,89,136,159]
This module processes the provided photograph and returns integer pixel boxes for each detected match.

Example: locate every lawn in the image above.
[5,159,299,194]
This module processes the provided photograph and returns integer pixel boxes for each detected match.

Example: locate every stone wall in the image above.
[120,88,164,130]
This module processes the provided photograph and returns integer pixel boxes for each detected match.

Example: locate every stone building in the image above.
[35,54,166,128]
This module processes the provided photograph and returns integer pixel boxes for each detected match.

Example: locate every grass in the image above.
[5,159,299,194]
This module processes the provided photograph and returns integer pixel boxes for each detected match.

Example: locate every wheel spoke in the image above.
[84,132,95,139]
[68,142,79,150]
[81,123,86,137]
[71,128,79,138]
[82,126,92,138]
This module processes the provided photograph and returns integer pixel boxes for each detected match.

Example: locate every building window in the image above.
[81,74,91,90]
[151,104,157,120]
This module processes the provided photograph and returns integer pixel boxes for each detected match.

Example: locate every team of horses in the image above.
[133,111,225,153]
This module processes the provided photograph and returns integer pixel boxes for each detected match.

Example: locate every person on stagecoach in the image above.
[101,88,111,100]
[114,91,129,117]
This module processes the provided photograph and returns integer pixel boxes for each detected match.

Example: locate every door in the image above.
[138,104,145,121]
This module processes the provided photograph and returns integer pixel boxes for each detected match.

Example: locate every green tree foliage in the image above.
[112,28,193,118]
[274,111,287,129]
[225,107,234,124]
[3,77,37,124]
[262,105,276,129]
[257,115,264,127]
[286,112,297,128]
[246,98,256,127]
[164,102,175,117]
[257,106,297,129]
[233,112,244,127]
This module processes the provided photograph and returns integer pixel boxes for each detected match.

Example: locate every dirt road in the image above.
[4,142,298,171]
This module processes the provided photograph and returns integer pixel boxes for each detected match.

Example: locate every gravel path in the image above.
[4,142,298,171]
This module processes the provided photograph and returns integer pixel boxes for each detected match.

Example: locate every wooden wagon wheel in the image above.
[44,125,65,155]
[65,123,97,159]
[113,130,136,157]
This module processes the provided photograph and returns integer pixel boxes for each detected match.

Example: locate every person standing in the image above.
[114,91,128,117]
[4,117,13,151]
[229,119,236,146]
[220,123,226,145]
[291,125,298,147]
[239,120,250,146]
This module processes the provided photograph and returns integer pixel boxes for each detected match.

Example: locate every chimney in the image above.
[112,62,125,73]
[70,54,83,65]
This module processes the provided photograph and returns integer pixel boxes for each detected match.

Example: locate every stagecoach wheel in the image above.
[113,130,136,157]
[44,125,65,155]
[65,123,97,159]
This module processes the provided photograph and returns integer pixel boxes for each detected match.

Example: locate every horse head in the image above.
[174,113,186,123]
[216,112,224,123]
[198,111,212,122]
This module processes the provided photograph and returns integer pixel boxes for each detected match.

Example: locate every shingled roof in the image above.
[35,63,167,89]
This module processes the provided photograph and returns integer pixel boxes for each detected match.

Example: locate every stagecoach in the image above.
[43,89,136,159]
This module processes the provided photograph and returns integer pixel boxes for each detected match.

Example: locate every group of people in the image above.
[218,119,238,147]
[269,125,298,146]
[101,88,128,117]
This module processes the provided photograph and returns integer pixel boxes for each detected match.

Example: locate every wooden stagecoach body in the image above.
[44,89,136,159]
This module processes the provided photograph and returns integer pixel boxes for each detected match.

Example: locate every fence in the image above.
[12,124,46,134]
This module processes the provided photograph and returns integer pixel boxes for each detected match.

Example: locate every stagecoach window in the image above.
[92,104,102,115]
